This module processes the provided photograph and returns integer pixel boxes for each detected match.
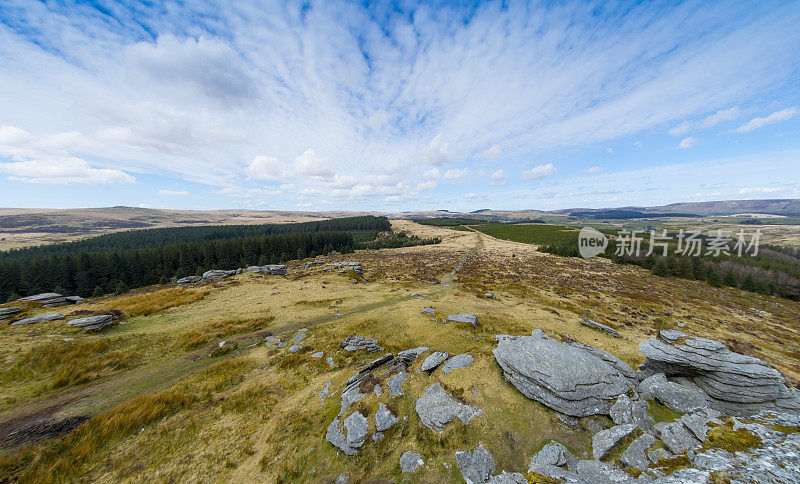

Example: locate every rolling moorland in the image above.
[0,207,798,482]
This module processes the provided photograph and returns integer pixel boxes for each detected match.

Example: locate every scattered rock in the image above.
[422,307,436,316]
[639,329,800,416]
[487,471,526,483]
[326,356,335,368]
[647,447,672,464]
[415,382,482,433]
[375,403,399,431]
[339,335,383,352]
[493,333,635,416]
[680,408,722,441]
[372,432,383,442]
[609,395,654,431]
[66,315,113,331]
[335,474,349,484]
[332,262,363,274]
[484,292,494,299]
[9,313,64,326]
[448,313,478,325]
[396,346,430,367]
[420,351,449,372]
[311,351,323,358]
[592,424,637,460]
[400,451,425,473]
[441,354,473,374]
[325,412,368,455]
[288,344,302,353]
[619,433,655,470]
[580,318,621,338]
[294,333,307,344]
[455,442,495,484]
[387,372,406,397]
[639,373,709,413]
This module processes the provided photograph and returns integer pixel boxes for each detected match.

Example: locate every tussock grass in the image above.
[0,359,254,482]
[1,338,139,391]
[180,316,274,350]
[104,287,210,317]
[703,423,762,453]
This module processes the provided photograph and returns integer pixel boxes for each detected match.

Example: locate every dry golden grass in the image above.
[180,316,274,350]
[103,287,210,317]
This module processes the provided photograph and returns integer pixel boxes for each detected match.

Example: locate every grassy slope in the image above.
[0,220,797,482]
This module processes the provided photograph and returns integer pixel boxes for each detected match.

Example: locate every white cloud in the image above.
[0,157,134,184]
[464,192,487,201]
[605,147,614,154]
[669,121,692,136]
[735,107,798,132]
[158,189,188,196]
[699,107,740,128]
[490,169,505,180]
[738,187,780,194]
[423,168,441,180]
[678,137,697,149]
[443,168,469,180]
[582,166,602,175]
[246,156,287,181]
[477,144,501,159]
[294,149,333,178]
[522,163,556,180]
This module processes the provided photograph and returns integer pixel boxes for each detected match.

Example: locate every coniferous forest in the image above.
[0,216,392,301]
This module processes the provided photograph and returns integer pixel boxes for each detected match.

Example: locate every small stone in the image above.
[580,318,621,338]
[311,351,323,358]
[288,344,302,353]
[372,432,384,442]
[455,442,495,484]
[400,451,424,473]
[294,333,307,344]
[442,354,474,374]
[375,403,399,431]
[326,356,335,367]
[448,313,478,325]
[420,351,449,372]
[388,372,406,397]
[423,307,435,315]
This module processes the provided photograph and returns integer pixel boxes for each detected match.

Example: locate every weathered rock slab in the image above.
[10,313,64,325]
[420,351,449,372]
[592,424,637,460]
[415,382,482,433]
[400,451,424,473]
[66,315,113,331]
[455,443,494,484]
[442,354,474,374]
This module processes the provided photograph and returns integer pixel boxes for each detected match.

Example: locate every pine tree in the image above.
[92,286,104,298]
[115,281,129,295]
[723,270,739,287]
[706,269,722,287]
[652,260,670,277]
[741,274,757,292]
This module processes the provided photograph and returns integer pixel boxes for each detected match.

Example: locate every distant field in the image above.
[410,217,487,226]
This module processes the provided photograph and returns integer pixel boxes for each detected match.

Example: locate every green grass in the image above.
[474,223,580,245]
[411,217,486,226]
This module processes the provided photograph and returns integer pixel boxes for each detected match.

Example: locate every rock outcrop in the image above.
[177,276,202,285]
[493,333,635,416]
[18,293,82,307]
[0,307,21,322]
[66,315,114,331]
[201,269,237,280]
[609,395,654,431]
[415,382,482,433]
[339,335,383,353]
[326,412,368,455]
[10,313,64,326]
[639,372,709,413]
[592,424,637,460]
[245,264,287,275]
[639,329,800,416]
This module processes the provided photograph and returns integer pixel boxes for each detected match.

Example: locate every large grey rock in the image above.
[177,275,202,285]
[442,354,474,374]
[375,403,399,431]
[420,351,449,372]
[201,269,237,280]
[455,443,494,484]
[388,372,406,397]
[19,293,68,305]
[493,334,635,417]
[529,441,577,471]
[639,373,709,413]
[339,335,383,352]
[66,315,113,331]
[415,382,482,433]
[399,451,424,473]
[592,424,637,460]
[397,346,430,365]
[326,412,368,455]
[10,312,64,325]
[620,433,656,470]
[610,395,654,431]
[654,421,700,454]
[448,313,478,325]
[287,344,302,353]
[0,307,21,321]
[580,318,621,338]
[639,329,800,416]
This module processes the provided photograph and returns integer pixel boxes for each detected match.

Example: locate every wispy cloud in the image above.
[522,163,556,181]
[678,137,697,149]
[158,189,188,196]
[735,107,798,132]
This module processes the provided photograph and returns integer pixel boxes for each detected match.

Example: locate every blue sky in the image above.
[0,0,798,211]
